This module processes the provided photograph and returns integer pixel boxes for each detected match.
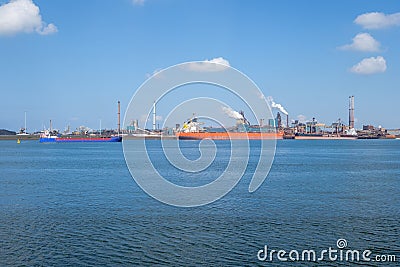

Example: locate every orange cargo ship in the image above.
[176,115,283,140]
[177,131,283,140]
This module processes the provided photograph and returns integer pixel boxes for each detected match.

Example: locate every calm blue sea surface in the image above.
[0,140,399,266]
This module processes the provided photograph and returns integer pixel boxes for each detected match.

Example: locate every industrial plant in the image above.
[1,96,399,141]
[281,96,396,139]
[122,96,398,140]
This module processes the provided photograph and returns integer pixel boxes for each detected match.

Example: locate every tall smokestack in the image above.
[349,96,355,129]
[118,101,121,135]
[277,112,282,128]
[153,101,156,130]
[24,111,27,133]
[287,114,289,128]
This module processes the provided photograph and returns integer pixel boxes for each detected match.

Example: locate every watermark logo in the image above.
[122,61,277,207]
[336,238,347,249]
[257,239,397,263]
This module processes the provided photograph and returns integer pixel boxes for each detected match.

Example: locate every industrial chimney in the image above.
[276,112,282,128]
[349,96,355,129]
[286,114,289,128]
[153,101,156,131]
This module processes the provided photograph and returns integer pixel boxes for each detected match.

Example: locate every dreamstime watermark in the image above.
[122,61,277,207]
[257,239,397,263]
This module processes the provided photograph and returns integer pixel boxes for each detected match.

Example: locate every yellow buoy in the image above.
[17,139,21,144]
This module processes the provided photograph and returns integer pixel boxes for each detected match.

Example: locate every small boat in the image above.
[39,101,122,143]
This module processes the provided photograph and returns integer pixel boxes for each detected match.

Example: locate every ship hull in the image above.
[39,136,122,143]
[294,136,357,140]
[177,132,283,140]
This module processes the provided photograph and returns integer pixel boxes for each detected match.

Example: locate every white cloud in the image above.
[0,0,57,36]
[132,0,145,6]
[207,57,230,66]
[185,57,231,72]
[339,33,381,52]
[147,57,231,78]
[355,12,400,29]
[39,23,57,35]
[350,56,387,75]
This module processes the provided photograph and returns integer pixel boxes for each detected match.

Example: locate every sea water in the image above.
[0,140,399,266]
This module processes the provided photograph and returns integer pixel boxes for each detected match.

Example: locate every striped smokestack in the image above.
[349,96,354,129]
[153,101,156,130]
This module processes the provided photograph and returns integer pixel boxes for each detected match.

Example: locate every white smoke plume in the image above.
[266,96,288,115]
[222,107,243,120]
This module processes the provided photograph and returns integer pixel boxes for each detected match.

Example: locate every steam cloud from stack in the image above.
[266,96,288,115]
[222,107,244,119]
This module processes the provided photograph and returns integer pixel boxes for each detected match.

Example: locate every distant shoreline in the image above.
[0,134,398,141]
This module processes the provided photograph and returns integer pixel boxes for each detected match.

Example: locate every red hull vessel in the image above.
[177,113,282,140]
[177,131,283,140]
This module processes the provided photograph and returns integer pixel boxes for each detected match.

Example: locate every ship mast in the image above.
[117,101,121,136]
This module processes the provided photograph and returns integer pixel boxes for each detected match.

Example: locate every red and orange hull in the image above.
[177,131,283,140]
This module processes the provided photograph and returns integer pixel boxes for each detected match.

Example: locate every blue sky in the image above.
[0,0,399,132]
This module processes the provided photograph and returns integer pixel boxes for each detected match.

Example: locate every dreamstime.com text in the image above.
[257,239,397,263]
